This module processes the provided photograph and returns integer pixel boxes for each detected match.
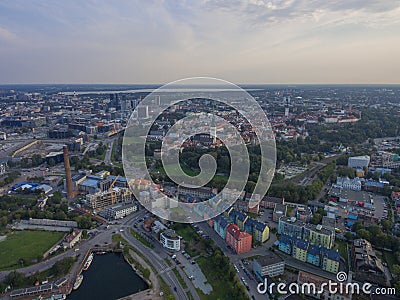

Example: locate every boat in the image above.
[83,253,94,271]
[73,274,83,290]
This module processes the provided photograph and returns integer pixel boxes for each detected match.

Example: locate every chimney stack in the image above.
[63,145,74,199]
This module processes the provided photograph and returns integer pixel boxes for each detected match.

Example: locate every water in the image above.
[68,253,148,300]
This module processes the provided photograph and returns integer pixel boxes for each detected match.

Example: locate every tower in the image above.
[210,104,217,144]
[284,97,290,117]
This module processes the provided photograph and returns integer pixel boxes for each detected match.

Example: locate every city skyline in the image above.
[0,0,400,84]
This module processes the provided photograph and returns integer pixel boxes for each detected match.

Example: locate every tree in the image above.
[337,166,356,179]
[48,158,56,167]
[381,220,392,232]
[368,225,381,236]
[31,154,43,167]
[393,264,400,280]
[4,271,25,288]
[311,213,322,225]
[352,222,363,232]
[357,229,371,241]
[344,232,353,241]
[77,215,93,229]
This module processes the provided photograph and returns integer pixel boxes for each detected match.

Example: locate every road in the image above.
[196,221,278,300]
[0,210,194,300]
[104,138,116,164]
[121,230,189,300]
[125,218,200,300]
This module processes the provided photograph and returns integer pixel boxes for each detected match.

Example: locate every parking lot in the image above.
[172,251,213,295]
[277,165,307,179]
[328,188,390,234]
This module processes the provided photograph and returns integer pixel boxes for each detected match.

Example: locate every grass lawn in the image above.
[173,224,198,242]
[130,228,154,249]
[172,267,188,289]
[158,275,174,300]
[247,212,258,219]
[195,256,232,300]
[0,230,65,270]
[383,251,397,274]
[171,224,205,256]
[286,206,294,217]
[335,240,349,272]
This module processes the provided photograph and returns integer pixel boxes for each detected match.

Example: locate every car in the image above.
[172,254,177,259]
[174,287,177,292]
[95,244,100,247]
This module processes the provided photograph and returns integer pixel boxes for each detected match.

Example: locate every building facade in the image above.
[160,229,181,251]
[99,203,137,220]
[225,223,252,254]
[253,253,285,279]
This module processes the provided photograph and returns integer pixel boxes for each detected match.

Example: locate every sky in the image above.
[0,0,399,84]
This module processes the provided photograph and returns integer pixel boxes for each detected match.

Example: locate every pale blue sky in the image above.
[0,0,399,84]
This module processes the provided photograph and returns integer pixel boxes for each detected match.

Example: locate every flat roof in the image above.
[255,252,284,266]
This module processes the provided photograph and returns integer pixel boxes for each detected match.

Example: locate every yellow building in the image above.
[321,249,340,273]
[356,169,365,178]
[292,240,308,262]
[305,224,335,249]
[253,222,270,243]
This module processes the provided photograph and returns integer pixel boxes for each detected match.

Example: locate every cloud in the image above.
[0,0,399,83]
[0,26,16,41]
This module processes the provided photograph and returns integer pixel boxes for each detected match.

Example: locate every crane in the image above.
[109,175,120,205]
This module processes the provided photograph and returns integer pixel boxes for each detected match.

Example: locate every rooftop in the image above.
[255,252,284,266]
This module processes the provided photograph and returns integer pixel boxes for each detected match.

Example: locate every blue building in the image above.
[306,245,321,266]
[278,234,293,254]
[320,247,341,274]
[213,215,230,239]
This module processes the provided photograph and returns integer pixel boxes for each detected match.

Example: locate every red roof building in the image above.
[226,223,252,254]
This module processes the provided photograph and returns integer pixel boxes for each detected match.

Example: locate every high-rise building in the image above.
[137,105,149,119]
